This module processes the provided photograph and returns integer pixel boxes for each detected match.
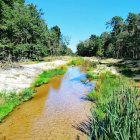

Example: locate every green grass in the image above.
[86,72,119,102]
[86,72,140,140]
[69,58,98,69]
[86,71,99,81]
[83,60,98,68]
[69,58,84,66]
[0,88,34,122]
[34,68,66,87]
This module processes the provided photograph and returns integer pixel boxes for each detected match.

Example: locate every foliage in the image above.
[86,72,140,140]
[0,0,73,62]
[34,68,66,87]
[77,13,140,59]
[19,88,34,101]
[82,60,98,69]
[86,71,99,81]
[69,58,84,66]
[0,88,34,122]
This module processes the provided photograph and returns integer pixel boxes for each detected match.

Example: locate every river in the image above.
[0,67,94,140]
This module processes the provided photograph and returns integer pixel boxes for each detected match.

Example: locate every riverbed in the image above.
[0,67,94,140]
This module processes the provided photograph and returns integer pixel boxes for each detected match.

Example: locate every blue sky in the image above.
[26,0,140,52]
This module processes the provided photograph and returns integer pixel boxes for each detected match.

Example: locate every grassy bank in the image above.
[68,58,140,139]
[34,66,67,87]
[0,88,34,122]
[86,72,140,140]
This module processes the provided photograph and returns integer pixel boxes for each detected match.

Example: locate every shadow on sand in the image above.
[73,117,96,140]
[106,59,140,82]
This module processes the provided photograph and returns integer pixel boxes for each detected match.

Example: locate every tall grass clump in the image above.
[69,58,84,66]
[86,71,99,81]
[70,58,98,69]
[86,72,119,101]
[82,60,98,68]
[86,72,140,140]
[34,68,66,87]
[0,88,34,122]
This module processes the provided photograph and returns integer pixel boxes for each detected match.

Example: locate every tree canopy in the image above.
[77,13,140,59]
[0,0,73,61]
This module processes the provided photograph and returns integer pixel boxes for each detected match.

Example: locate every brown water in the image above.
[0,67,93,140]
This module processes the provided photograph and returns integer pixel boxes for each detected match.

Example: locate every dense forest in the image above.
[0,0,73,61]
[77,13,140,59]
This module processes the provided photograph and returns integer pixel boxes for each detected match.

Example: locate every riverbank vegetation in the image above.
[70,58,139,139]
[86,71,140,140]
[0,0,73,62]
[34,67,66,87]
[0,88,34,122]
[77,13,140,59]
[0,1,139,138]
[69,58,98,69]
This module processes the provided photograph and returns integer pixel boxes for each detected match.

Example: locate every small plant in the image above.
[19,88,34,101]
[91,62,97,68]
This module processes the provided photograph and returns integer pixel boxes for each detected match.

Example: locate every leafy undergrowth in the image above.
[34,67,66,87]
[86,72,140,140]
[0,88,34,122]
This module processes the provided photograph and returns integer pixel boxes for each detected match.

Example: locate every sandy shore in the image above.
[0,60,67,93]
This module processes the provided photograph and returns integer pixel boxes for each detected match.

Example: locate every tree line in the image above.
[77,13,140,59]
[0,0,73,61]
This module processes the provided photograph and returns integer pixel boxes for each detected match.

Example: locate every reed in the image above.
[86,72,140,140]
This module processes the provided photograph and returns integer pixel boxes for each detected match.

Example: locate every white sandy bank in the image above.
[0,60,67,93]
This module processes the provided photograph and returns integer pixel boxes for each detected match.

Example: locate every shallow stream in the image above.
[0,67,94,140]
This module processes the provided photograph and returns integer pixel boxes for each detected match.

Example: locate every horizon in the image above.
[26,0,140,52]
